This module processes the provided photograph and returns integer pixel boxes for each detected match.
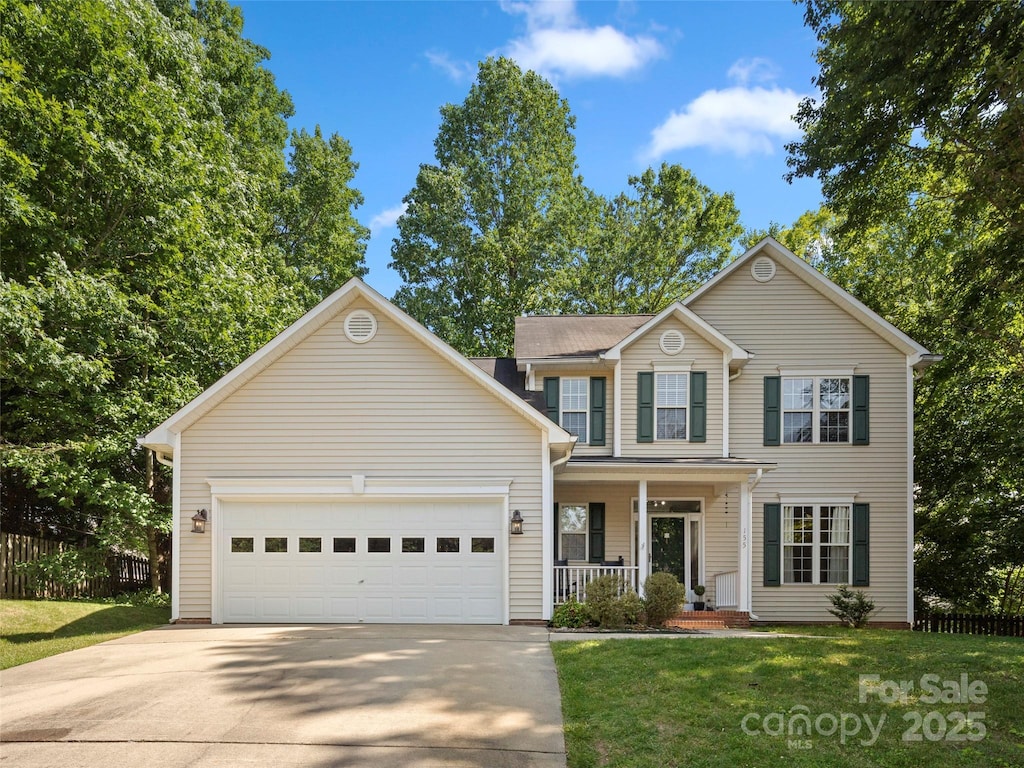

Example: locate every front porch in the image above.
[549,457,774,620]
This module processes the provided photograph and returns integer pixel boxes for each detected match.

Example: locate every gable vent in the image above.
[344,309,377,343]
[659,329,686,355]
[751,256,777,283]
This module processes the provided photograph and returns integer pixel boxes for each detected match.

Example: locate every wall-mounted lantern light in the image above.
[510,509,524,535]
[191,509,209,534]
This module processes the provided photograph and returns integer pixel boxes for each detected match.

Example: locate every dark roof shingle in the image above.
[514,315,654,358]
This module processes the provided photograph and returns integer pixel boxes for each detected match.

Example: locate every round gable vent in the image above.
[659,329,685,355]
[344,309,377,343]
[751,256,777,283]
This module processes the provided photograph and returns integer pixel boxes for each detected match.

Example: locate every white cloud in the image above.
[644,86,804,159]
[643,58,808,160]
[727,57,781,86]
[425,50,475,83]
[501,0,662,80]
[369,202,408,234]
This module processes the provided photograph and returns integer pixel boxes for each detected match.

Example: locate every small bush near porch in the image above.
[552,628,1023,767]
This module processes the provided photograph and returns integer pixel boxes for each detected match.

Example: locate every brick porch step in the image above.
[667,609,750,630]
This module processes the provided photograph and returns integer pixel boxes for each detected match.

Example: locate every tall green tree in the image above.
[551,163,741,314]
[1,0,367,587]
[787,0,1024,611]
[390,57,588,356]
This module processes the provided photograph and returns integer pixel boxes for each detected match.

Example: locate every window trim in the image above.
[780,502,853,585]
[654,371,690,442]
[781,375,853,444]
[560,377,589,443]
[558,502,589,562]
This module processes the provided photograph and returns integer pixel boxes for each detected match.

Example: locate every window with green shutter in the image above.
[689,371,706,443]
[589,377,606,446]
[764,376,781,446]
[852,503,870,585]
[543,377,559,423]
[588,502,605,563]
[637,371,654,442]
[764,503,781,586]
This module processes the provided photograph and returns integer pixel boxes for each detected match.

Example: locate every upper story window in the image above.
[783,376,851,444]
[782,504,851,584]
[560,378,588,443]
[656,372,688,440]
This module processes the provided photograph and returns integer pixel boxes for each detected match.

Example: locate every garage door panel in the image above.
[220,500,503,624]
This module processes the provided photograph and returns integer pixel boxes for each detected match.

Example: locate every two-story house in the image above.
[142,239,934,627]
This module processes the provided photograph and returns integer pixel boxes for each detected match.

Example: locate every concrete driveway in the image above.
[0,624,566,767]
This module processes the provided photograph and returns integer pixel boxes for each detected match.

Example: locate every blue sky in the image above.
[237,0,824,297]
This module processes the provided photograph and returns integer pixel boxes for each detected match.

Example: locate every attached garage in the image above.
[216,499,504,624]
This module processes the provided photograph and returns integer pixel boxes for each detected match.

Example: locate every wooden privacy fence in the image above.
[913,611,1024,638]
[0,532,151,599]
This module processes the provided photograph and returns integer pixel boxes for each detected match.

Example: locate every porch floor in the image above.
[666,610,750,630]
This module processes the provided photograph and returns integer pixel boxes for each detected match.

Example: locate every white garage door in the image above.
[218,500,503,624]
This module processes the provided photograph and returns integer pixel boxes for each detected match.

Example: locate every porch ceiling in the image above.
[556,456,776,484]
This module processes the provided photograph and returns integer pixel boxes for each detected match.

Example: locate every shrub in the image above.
[99,589,171,608]
[14,547,108,597]
[619,589,645,626]
[585,575,628,629]
[552,595,590,628]
[826,584,877,628]
[644,572,686,626]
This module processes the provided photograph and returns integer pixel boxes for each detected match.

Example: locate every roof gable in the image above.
[684,237,931,361]
[602,302,750,363]
[141,279,574,453]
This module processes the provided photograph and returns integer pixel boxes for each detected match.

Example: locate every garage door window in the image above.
[231,537,254,553]
[333,537,356,553]
[437,537,460,553]
[402,537,425,553]
[368,537,391,553]
[299,537,321,553]
[265,537,287,553]
[471,537,495,553]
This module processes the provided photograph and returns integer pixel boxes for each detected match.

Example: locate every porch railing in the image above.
[554,565,640,604]
[714,570,738,608]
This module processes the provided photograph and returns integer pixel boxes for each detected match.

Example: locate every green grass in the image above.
[552,629,1024,768]
[0,599,170,669]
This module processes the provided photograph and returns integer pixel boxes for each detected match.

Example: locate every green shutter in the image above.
[554,502,560,560]
[589,377,606,446]
[690,371,707,443]
[764,503,781,586]
[637,372,654,443]
[588,503,605,563]
[543,377,559,423]
[853,375,870,445]
[764,376,781,446]
[852,503,870,586]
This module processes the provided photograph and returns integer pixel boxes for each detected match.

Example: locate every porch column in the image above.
[738,479,752,613]
[638,479,649,595]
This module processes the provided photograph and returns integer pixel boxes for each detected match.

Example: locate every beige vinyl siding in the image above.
[620,317,726,457]
[177,298,545,621]
[689,258,912,622]
[533,367,615,457]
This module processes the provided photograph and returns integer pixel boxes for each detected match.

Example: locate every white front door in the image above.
[217,500,503,623]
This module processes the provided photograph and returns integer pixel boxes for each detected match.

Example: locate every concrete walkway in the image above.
[0,624,565,768]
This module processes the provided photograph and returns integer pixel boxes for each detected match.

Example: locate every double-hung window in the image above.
[783,376,851,443]
[655,372,688,440]
[782,504,851,584]
[559,504,588,561]
[560,378,588,443]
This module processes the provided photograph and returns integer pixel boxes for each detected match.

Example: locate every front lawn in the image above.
[552,629,1024,767]
[0,599,170,669]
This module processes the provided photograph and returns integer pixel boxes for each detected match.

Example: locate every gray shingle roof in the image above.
[514,315,654,358]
